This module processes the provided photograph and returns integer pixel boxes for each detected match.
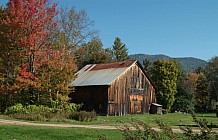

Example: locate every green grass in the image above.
[0,125,122,140]
[0,113,218,139]
[1,113,218,127]
[80,113,218,127]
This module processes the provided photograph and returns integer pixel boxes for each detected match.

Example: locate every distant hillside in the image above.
[130,54,208,73]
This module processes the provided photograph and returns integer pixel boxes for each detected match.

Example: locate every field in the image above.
[0,113,218,139]
[0,125,122,140]
[64,113,218,127]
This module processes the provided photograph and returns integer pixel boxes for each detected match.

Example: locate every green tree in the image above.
[104,47,114,60]
[195,66,205,74]
[107,37,129,62]
[195,73,209,112]
[206,56,218,104]
[205,57,218,111]
[172,78,195,112]
[172,63,195,112]
[152,60,179,112]
[143,58,153,77]
[75,38,112,69]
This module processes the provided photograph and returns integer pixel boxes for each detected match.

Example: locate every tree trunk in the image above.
[216,102,218,117]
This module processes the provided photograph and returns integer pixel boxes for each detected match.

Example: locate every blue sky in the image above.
[1,0,218,61]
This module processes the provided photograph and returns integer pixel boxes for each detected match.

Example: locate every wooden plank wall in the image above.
[108,63,156,116]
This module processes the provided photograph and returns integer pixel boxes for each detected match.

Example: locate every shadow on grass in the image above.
[177,124,218,128]
[197,115,217,118]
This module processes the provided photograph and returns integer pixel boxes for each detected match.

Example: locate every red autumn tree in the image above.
[3,0,58,74]
[0,0,77,108]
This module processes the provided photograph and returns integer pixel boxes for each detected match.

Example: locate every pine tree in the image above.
[112,37,129,62]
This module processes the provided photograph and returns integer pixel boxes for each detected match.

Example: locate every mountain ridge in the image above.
[129,54,208,73]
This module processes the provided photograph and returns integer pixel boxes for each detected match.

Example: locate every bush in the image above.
[180,112,218,140]
[51,97,82,113]
[3,103,74,121]
[4,103,25,115]
[25,105,52,114]
[69,111,96,122]
[4,104,52,115]
[62,103,82,113]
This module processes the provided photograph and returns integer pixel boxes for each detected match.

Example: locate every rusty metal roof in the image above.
[69,61,137,87]
[90,61,135,71]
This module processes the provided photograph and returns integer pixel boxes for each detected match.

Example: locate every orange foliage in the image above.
[0,1,77,105]
[183,73,200,92]
[19,64,36,79]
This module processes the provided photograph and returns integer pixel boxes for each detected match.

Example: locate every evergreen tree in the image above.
[172,63,195,112]
[112,37,129,62]
[143,58,153,77]
[172,79,195,112]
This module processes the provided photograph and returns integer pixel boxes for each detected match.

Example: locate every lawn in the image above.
[0,125,122,140]
[0,113,218,139]
[66,113,218,127]
[1,113,218,127]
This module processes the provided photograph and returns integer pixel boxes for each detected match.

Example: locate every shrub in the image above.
[4,103,25,115]
[25,105,52,114]
[4,104,53,115]
[3,103,74,121]
[155,119,179,140]
[63,103,82,113]
[180,112,218,140]
[51,99,82,113]
[69,111,96,122]
[117,118,162,140]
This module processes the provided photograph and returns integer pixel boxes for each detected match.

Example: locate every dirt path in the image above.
[0,118,216,133]
[0,119,116,129]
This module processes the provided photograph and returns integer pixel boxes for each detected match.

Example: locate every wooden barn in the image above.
[69,60,157,116]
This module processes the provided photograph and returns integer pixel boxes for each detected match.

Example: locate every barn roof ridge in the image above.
[88,60,136,71]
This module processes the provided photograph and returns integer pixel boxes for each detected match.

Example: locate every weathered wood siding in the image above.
[108,63,156,116]
[70,62,157,116]
[71,86,108,115]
